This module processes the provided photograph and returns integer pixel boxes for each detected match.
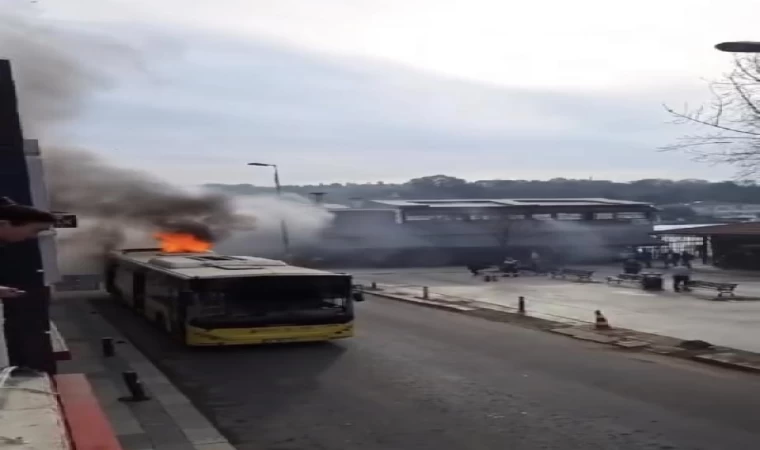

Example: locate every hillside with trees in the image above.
[206,175,760,206]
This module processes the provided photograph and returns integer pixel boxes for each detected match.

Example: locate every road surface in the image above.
[93,294,760,450]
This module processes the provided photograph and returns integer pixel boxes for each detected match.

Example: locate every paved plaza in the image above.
[345,264,760,353]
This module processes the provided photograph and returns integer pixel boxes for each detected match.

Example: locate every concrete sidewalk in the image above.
[0,369,69,450]
[347,265,760,353]
[51,292,235,450]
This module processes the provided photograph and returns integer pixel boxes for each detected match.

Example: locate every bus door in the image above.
[105,263,116,295]
[174,290,194,338]
[133,271,146,314]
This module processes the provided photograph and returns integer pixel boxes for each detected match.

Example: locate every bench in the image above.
[686,280,738,298]
[497,264,520,277]
[607,273,642,284]
[606,273,642,285]
[550,268,594,282]
[607,273,664,291]
[480,268,505,281]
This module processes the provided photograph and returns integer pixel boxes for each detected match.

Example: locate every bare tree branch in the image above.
[664,105,760,136]
[663,55,760,178]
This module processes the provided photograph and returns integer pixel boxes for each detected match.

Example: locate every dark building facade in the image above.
[0,60,56,373]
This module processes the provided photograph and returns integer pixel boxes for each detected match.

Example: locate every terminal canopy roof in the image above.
[655,222,760,237]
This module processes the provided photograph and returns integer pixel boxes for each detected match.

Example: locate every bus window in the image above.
[187,276,353,328]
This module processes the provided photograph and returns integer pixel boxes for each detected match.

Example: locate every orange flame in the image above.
[154,232,212,253]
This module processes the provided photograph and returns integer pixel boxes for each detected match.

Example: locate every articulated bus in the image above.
[104,248,365,346]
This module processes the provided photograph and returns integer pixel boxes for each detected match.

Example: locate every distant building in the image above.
[676,201,760,220]
[299,198,662,267]
[658,222,760,269]
[323,203,350,210]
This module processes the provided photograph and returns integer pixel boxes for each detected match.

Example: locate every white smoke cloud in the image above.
[215,194,334,257]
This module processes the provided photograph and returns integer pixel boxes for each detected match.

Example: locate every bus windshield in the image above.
[188,275,353,327]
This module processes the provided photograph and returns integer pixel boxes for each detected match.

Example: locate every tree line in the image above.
[205,175,760,206]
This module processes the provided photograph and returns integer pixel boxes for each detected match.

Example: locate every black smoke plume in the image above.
[45,148,255,243]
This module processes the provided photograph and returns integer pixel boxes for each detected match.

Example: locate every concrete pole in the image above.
[272,165,292,260]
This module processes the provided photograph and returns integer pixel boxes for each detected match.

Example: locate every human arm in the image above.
[0,285,25,298]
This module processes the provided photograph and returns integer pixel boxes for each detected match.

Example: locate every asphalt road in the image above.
[93,294,760,450]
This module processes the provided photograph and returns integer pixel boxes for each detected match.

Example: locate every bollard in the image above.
[518,296,525,314]
[371,282,377,290]
[422,286,429,299]
[119,371,151,402]
[101,337,115,357]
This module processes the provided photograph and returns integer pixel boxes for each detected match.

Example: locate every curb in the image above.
[56,374,123,450]
[364,289,478,313]
[363,288,760,376]
[50,321,72,361]
[690,353,760,375]
[364,288,579,329]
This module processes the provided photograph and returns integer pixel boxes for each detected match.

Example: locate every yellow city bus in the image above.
[104,248,365,346]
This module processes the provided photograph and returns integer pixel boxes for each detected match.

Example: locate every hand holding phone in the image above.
[0,286,26,299]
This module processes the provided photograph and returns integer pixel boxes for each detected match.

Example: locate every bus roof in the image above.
[109,249,349,280]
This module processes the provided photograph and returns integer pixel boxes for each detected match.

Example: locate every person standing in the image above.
[467,263,485,276]
[641,249,653,268]
[623,257,642,275]
[681,250,693,269]
[500,256,519,277]
[530,250,541,273]
[671,264,691,292]
[670,251,681,267]
[661,249,671,269]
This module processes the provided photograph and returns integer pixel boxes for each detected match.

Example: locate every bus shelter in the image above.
[653,222,760,269]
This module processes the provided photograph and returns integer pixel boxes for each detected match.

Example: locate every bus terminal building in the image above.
[301,198,662,266]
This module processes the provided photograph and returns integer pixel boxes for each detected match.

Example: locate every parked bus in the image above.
[104,248,365,346]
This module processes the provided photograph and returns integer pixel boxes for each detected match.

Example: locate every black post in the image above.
[101,337,115,357]
[119,371,150,402]
[518,296,525,314]
[0,60,55,374]
[702,236,709,265]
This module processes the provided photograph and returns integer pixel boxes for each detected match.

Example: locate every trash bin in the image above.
[641,273,663,291]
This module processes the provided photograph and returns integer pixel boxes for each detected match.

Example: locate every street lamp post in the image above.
[715,41,760,53]
[247,163,292,260]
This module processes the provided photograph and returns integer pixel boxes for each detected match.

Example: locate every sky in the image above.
[4,0,760,186]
